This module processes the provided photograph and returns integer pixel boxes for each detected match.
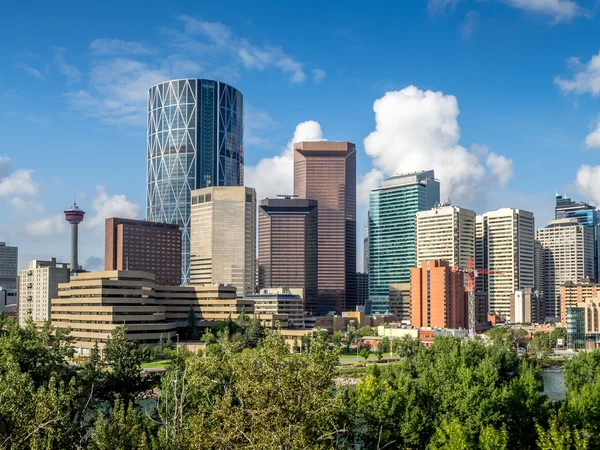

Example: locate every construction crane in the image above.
[452,257,503,333]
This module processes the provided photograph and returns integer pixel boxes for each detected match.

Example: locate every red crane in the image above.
[452,257,503,333]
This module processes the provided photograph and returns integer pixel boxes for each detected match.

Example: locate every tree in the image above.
[536,417,589,450]
[379,336,391,354]
[245,316,263,348]
[101,326,157,406]
[359,348,370,362]
[186,305,200,340]
[392,334,422,358]
[551,327,568,348]
[355,326,374,339]
[529,331,551,359]
[331,331,343,347]
[375,349,384,361]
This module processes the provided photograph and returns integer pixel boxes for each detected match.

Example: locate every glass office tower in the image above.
[146,79,244,285]
[556,193,600,281]
[368,171,440,315]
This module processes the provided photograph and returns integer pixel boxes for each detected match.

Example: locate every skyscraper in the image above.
[258,197,318,313]
[146,79,244,285]
[105,217,182,286]
[293,141,356,314]
[555,193,600,281]
[189,186,256,297]
[410,259,467,329]
[415,204,475,271]
[537,218,595,321]
[0,242,18,289]
[368,171,440,315]
[476,208,535,317]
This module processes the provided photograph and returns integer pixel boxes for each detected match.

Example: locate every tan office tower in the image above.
[189,186,256,297]
[410,260,467,329]
[258,198,318,313]
[415,205,475,271]
[105,218,182,286]
[537,218,595,322]
[294,141,356,314]
[477,208,535,318]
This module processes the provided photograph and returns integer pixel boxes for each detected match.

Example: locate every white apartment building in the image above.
[415,205,476,270]
[189,186,256,297]
[248,287,305,328]
[476,209,535,317]
[18,258,70,327]
[536,218,595,321]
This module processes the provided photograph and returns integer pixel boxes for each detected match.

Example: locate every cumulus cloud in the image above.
[357,169,385,206]
[555,50,600,96]
[503,0,588,23]
[26,214,68,240]
[573,165,600,206]
[0,157,38,199]
[363,86,513,206]
[10,197,44,213]
[245,120,323,200]
[585,120,600,149]
[83,185,141,230]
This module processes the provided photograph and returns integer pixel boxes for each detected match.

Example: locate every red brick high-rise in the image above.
[294,141,356,314]
[105,218,182,286]
[410,259,467,329]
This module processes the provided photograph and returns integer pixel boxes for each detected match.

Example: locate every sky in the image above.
[2,0,600,271]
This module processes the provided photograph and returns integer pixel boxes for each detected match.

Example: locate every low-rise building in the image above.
[561,279,600,324]
[248,287,305,328]
[377,325,419,339]
[389,283,411,324]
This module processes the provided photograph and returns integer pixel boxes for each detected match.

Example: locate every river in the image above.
[542,371,566,402]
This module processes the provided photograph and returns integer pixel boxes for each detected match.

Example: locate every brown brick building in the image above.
[560,279,600,324]
[410,260,467,329]
[105,218,182,286]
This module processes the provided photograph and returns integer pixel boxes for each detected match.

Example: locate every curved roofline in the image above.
[148,79,243,96]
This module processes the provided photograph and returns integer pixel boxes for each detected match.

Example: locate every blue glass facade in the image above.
[367,171,440,315]
[556,194,600,281]
[147,79,244,285]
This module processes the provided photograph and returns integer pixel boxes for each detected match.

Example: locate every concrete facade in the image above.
[510,288,543,324]
[248,287,305,328]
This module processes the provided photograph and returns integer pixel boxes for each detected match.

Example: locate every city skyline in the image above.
[2,0,600,271]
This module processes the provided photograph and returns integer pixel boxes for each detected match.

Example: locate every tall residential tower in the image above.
[146,79,244,284]
[293,141,356,314]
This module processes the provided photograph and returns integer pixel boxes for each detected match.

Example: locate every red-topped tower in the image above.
[64,201,85,274]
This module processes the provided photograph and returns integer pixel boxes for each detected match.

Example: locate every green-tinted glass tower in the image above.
[367,170,440,315]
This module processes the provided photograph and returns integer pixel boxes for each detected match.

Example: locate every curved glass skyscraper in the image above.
[146,79,244,284]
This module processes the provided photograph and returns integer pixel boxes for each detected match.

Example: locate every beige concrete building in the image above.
[561,279,600,325]
[389,283,411,324]
[19,258,70,327]
[415,205,476,271]
[537,218,595,322]
[190,186,256,297]
[476,209,535,318]
[248,287,305,328]
[51,271,177,355]
[510,289,543,324]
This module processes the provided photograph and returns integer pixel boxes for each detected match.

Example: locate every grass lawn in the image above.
[142,360,171,369]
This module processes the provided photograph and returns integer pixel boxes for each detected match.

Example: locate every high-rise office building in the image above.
[415,205,475,271]
[147,79,244,285]
[293,141,356,314]
[476,209,535,317]
[258,197,318,313]
[410,259,467,329]
[18,258,70,326]
[555,193,600,281]
[189,186,256,297]
[364,221,370,273]
[105,217,182,286]
[537,219,595,321]
[356,272,369,307]
[368,171,440,315]
[0,242,18,289]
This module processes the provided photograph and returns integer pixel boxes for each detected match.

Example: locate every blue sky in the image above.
[2,0,600,270]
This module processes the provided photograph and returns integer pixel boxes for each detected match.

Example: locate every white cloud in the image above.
[89,39,153,56]
[10,197,44,213]
[245,105,278,147]
[459,11,479,38]
[52,47,82,83]
[573,165,600,206]
[176,16,308,84]
[16,65,44,79]
[363,86,513,206]
[83,185,141,230]
[555,50,600,96]
[245,120,323,200]
[357,169,384,206]
[0,157,38,198]
[25,214,68,240]
[312,68,326,84]
[586,120,600,149]
[503,0,587,23]
[428,0,461,15]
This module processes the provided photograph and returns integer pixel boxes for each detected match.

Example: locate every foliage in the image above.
[391,334,422,358]
[186,305,201,341]
[530,332,552,360]
[551,327,568,348]
[359,348,370,362]
[379,335,391,354]
[486,327,530,351]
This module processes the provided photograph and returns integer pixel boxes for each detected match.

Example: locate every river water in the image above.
[542,371,566,402]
